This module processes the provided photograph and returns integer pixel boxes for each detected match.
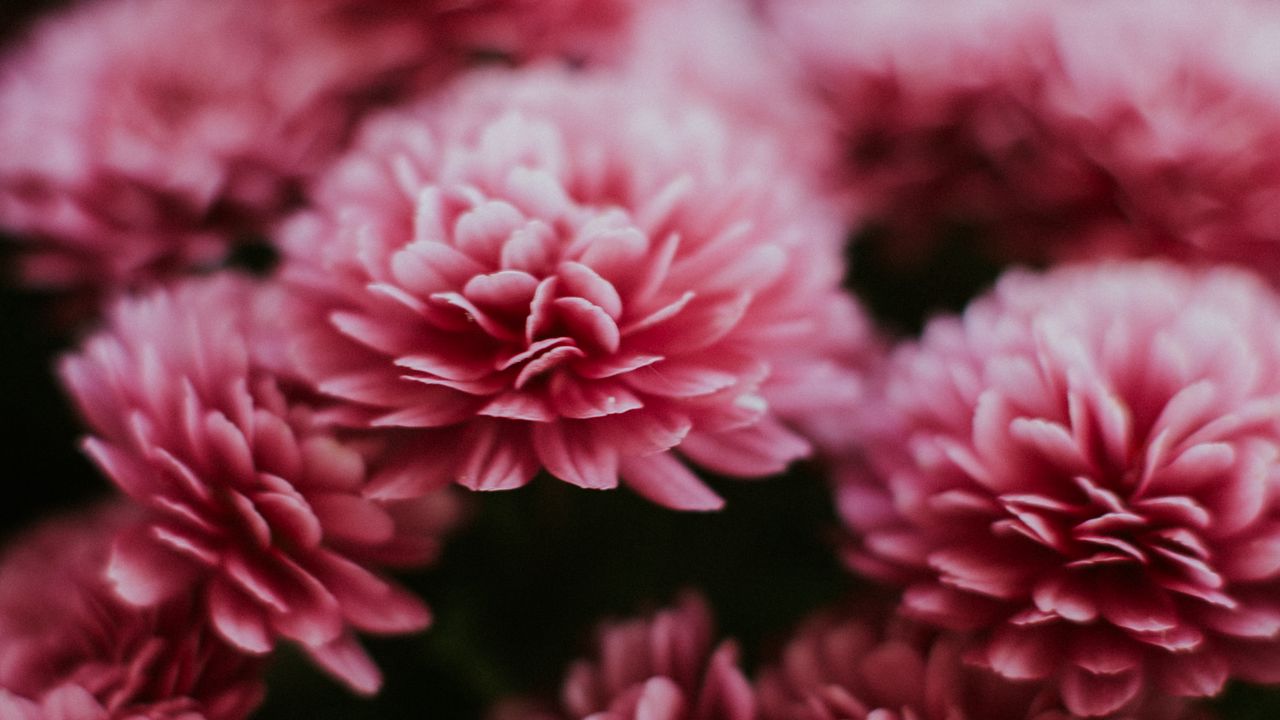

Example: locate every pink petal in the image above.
[329,311,422,356]
[318,370,411,408]
[514,345,586,389]
[1221,527,1280,581]
[550,377,643,419]
[1060,665,1142,717]
[254,489,324,550]
[984,626,1056,680]
[479,391,555,422]
[458,420,539,491]
[224,554,342,646]
[533,423,619,490]
[390,240,485,297]
[573,351,665,379]
[679,418,810,478]
[1156,650,1228,697]
[397,342,501,382]
[306,550,431,634]
[453,200,526,263]
[1099,582,1179,633]
[621,291,695,337]
[501,219,557,274]
[463,269,540,311]
[209,579,274,654]
[627,292,753,354]
[620,452,724,511]
[554,297,621,354]
[82,437,157,500]
[927,546,1030,600]
[39,685,104,720]
[623,362,739,398]
[559,261,623,319]
[369,391,478,428]
[429,291,522,342]
[308,493,394,545]
[599,408,694,457]
[107,526,196,606]
[1033,574,1098,623]
[304,633,382,696]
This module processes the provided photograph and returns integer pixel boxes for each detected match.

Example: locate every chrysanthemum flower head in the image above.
[492,593,754,720]
[767,0,1280,278]
[0,0,434,299]
[0,503,265,720]
[58,275,461,695]
[840,261,1280,716]
[279,66,870,510]
[756,605,1204,720]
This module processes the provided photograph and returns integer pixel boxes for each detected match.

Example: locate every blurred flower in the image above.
[839,261,1280,716]
[757,604,1203,720]
[619,0,834,171]
[59,275,461,695]
[0,0,446,303]
[0,503,265,720]
[767,0,1280,278]
[278,66,869,509]
[491,594,754,720]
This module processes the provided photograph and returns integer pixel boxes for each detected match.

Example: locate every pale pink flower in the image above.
[0,0,435,299]
[757,606,1204,720]
[767,0,1280,276]
[58,275,461,695]
[278,67,869,509]
[0,503,265,720]
[840,261,1280,715]
[491,594,754,720]
[618,0,835,171]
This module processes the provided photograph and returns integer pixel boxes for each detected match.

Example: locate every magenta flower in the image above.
[278,67,868,509]
[0,0,440,300]
[0,503,264,720]
[767,0,1280,276]
[491,594,754,720]
[59,275,461,695]
[840,261,1280,716]
[756,607,1203,720]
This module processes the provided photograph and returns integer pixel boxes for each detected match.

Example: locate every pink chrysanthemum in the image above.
[767,0,1280,275]
[839,261,1280,716]
[491,594,754,720]
[58,275,461,695]
[0,0,439,299]
[278,67,869,509]
[756,607,1203,720]
[0,503,265,720]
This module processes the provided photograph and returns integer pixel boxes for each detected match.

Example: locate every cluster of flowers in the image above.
[4,0,1280,718]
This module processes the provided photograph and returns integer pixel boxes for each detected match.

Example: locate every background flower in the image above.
[0,502,265,720]
[756,603,1204,720]
[767,0,1280,280]
[840,261,1280,716]
[0,0,453,303]
[490,593,754,720]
